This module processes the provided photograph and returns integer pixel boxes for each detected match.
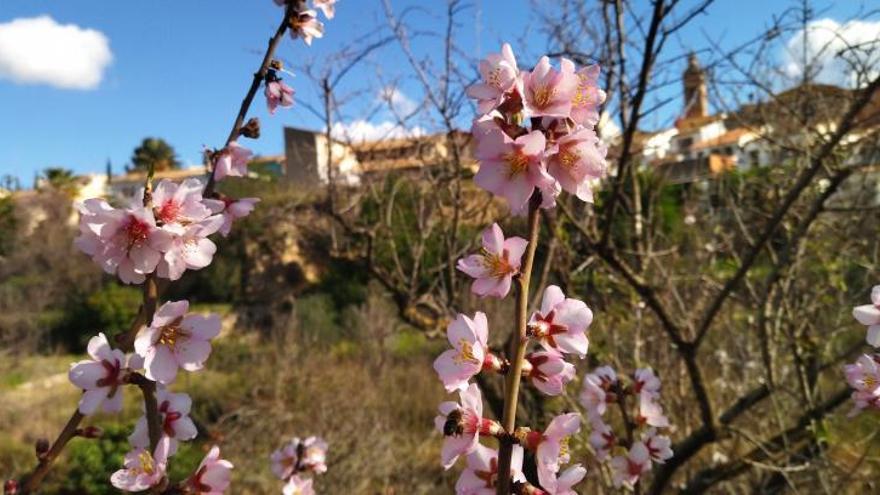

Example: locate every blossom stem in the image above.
[203,1,297,197]
[16,411,84,493]
[497,193,542,495]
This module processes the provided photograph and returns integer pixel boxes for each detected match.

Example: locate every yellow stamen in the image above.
[158,319,189,350]
[138,451,155,475]
[454,339,481,366]
[559,147,581,169]
[533,85,555,108]
[480,249,513,278]
[503,150,529,177]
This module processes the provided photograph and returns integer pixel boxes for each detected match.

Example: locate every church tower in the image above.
[683,52,708,119]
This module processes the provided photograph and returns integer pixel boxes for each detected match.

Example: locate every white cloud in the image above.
[330,120,426,143]
[782,18,880,88]
[0,16,112,90]
[378,85,419,115]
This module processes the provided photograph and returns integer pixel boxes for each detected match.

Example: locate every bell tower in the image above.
[683,52,708,119]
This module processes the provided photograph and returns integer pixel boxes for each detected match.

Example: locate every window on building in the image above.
[749,150,760,167]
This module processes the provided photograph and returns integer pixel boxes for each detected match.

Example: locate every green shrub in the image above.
[52,284,141,352]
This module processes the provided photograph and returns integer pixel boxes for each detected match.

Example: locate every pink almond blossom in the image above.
[524,348,575,396]
[522,56,577,118]
[634,367,661,399]
[529,285,593,358]
[610,441,651,488]
[186,446,234,494]
[579,366,617,419]
[204,197,261,237]
[540,464,586,495]
[535,413,581,487]
[129,389,197,455]
[474,128,556,214]
[844,354,880,414]
[569,64,606,127]
[455,444,525,495]
[152,178,212,226]
[212,141,253,181]
[74,199,172,284]
[588,419,616,461]
[637,392,670,428]
[299,436,329,474]
[68,333,126,415]
[134,300,221,385]
[291,10,324,46]
[642,429,673,463]
[271,440,300,480]
[853,285,880,347]
[313,0,337,19]
[466,43,520,115]
[435,383,498,469]
[111,436,171,492]
[456,223,527,298]
[266,80,295,114]
[271,437,328,479]
[282,475,315,495]
[546,127,607,203]
[157,215,224,281]
[434,312,491,393]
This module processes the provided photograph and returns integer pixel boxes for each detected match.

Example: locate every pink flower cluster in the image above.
[845,285,880,415]
[270,436,329,494]
[434,285,591,396]
[68,300,227,492]
[466,43,608,214]
[579,366,673,488]
[433,280,593,492]
[75,176,258,284]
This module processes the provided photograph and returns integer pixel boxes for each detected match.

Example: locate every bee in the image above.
[443,409,464,436]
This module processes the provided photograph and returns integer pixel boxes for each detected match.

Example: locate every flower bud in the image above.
[35,438,50,459]
[4,479,19,494]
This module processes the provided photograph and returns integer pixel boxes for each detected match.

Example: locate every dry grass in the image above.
[0,330,456,494]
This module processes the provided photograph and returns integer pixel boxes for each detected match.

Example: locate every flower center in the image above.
[865,375,878,389]
[454,339,481,366]
[488,66,505,89]
[503,150,529,177]
[155,200,180,225]
[558,436,570,461]
[138,451,155,475]
[123,215,150,250]
[480,249,513,278]
[572,76,594,108]
[533,85,555,108]
[476,458,499,488]
[559,147,581,169]
[158,320,189,350]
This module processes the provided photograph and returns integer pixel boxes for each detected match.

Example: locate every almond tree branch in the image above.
[497,193,542,495]
[204,1,296,197]
[692,73,880,348]
[10,4,297,492]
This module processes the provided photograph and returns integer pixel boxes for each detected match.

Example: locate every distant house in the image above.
[628,53,879,203]
[282,126,474,186]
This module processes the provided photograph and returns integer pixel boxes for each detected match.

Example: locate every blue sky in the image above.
[0,0,871,184]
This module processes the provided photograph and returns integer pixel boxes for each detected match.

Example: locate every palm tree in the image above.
[129,138,181,172]
[42,167,77,194]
